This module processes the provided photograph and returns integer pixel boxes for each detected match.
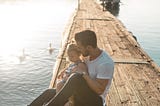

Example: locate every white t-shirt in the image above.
[84,50,114,105]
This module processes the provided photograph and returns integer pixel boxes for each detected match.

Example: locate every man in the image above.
[29,30,114,106]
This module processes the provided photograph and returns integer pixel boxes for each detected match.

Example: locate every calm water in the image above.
[0,0,159,106]
[117,0,160,66]
[0,0,77,106]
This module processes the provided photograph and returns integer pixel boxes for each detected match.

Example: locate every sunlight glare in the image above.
[0,1,58,56]
[0,0,76,64]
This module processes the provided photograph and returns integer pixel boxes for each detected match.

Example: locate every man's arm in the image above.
[83,74,109,95]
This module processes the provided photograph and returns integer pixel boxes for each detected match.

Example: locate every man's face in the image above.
[76,41,89,57]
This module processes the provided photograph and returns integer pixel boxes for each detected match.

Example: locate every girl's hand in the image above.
[71,66,78,73]
[58,70,65,79]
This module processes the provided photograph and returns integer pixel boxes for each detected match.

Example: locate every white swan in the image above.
[48,43,54,54]
[19,48,26,62]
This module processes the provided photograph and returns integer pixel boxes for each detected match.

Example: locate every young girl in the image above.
[56,43,88,93]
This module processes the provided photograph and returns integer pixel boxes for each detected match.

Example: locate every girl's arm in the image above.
[72,63,88,75]
[57,67,68,79]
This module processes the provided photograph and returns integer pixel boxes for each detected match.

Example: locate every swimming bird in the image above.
[48,43,54,54]
[19,48,26,62]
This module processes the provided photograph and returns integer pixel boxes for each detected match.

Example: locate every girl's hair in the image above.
[67,44,81,55]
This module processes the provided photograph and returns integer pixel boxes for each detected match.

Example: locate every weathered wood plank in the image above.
[50,0,160,106]
[107,79,122,106]
[113,58,149,64]
[113,66,131,105]
[123,64,160,106]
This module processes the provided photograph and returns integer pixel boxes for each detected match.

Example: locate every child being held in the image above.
[56,43,88,93]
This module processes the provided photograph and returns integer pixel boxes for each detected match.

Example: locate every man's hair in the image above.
[75,30,97,48]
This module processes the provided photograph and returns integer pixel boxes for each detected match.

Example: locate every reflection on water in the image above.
[0,0,77,106]
[118,0,160,66]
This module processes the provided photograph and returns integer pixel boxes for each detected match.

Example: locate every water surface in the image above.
[0,0,77,106]
[117,0,160,65]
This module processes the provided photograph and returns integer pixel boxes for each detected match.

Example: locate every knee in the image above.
[67,73,84,84]
[70,73,83,79]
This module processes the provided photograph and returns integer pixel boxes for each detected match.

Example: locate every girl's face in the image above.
[67,50,80,62]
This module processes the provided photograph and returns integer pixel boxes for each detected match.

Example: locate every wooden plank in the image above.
[107,80,123,106]
[49,0,160,106]
[119,64,147,106]
[113,66,131,105]
[124,64,160,106]
[77,18,112,21]
[105,43,114,55]
[113,58,149,64]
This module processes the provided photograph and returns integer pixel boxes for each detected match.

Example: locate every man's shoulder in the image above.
[101,51,113,62]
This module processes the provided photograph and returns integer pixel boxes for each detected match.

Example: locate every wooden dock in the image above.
[50,0,160,105]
